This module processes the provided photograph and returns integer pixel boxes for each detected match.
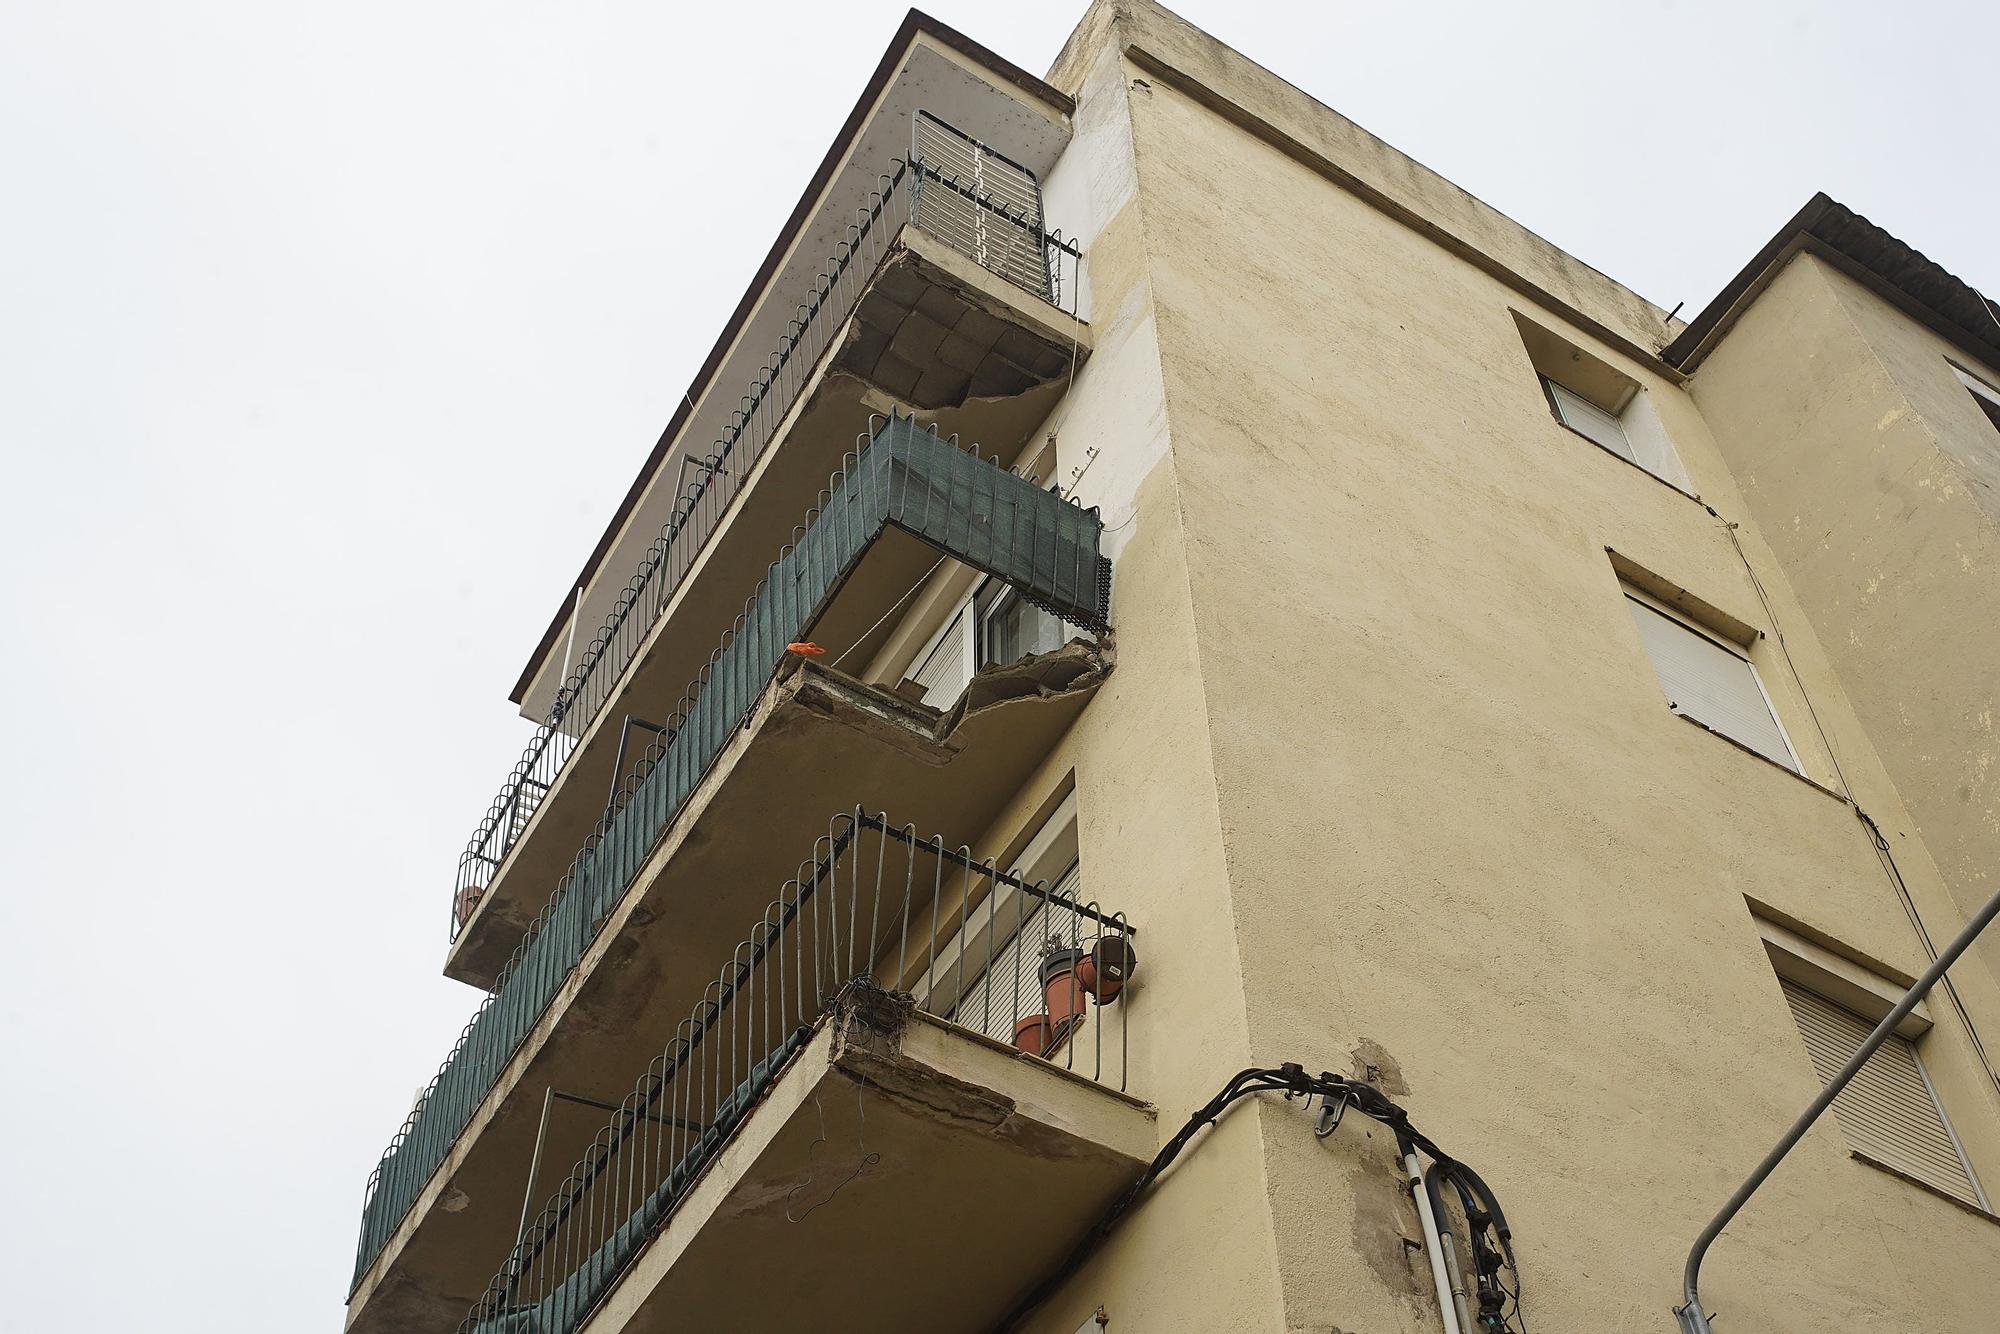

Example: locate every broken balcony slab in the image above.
[448,224,1091,990]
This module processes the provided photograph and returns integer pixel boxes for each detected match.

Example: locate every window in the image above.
[1512,310,1689,487]
[981,584,1072,669]
[1779,979,1986,1208]
[905,580,1078,709]
[1623,589,1797,769]
[906,595,977,708]
[1952,362,2000,435]
[1545,377,1636,464]
[920,792,1080,1043]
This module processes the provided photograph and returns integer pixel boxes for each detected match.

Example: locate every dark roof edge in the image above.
[1662,191,2000,378]
[507,8,1072,706]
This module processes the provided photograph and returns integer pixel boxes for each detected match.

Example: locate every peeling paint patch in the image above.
[1349,1038,1410,1096]
[1350,1167,1426,1299]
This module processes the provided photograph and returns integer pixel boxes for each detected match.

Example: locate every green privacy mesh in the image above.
[353,414,1110,1288]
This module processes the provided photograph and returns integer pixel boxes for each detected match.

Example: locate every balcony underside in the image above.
[571,990,1155,1334]
[449,225,1092,989]
[350,645,1110,1334]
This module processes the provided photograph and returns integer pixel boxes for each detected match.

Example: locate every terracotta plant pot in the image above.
[1077,934,1139,1003]
[1013,1012,1055,1056]
[1041,947,1089,1028]
[453,886,483,929]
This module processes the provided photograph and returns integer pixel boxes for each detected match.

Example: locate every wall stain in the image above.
[1349,1037,1409,1095]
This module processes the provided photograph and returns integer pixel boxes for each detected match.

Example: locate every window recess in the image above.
[919,791,1081,1044]
[1622,587,1797,771]
[1512,310,1689,488]
[1951,361,2000,436]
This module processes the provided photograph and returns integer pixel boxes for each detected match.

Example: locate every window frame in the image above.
[978,580,1076,670]
[915,791,1081,1038]
[1622,585,1802,773]
[1950,360,2000,435]
[1541,375,1638,464]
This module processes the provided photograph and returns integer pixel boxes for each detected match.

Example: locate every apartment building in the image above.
[344,4,2000,1331]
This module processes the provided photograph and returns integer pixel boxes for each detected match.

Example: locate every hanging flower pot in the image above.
[1077,933,1138,1003]
[1013,1012,1055,1056]
[1040,946,1089,1028]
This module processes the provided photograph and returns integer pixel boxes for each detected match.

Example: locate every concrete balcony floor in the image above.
[447,224,1091,990]
[575,990,1155,1334]
[347,643,1111,1334]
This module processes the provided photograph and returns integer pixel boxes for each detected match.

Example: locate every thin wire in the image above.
[784,1064,881,1224]
[1968,282,2000,338]
[827,554,949,669]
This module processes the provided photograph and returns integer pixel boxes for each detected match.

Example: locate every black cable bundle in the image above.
[995,1062,1525,1333]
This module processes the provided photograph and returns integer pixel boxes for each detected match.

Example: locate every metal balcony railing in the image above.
[458,809,1135,1334]
[451,118,1083,940]
[356,416,1112,1290]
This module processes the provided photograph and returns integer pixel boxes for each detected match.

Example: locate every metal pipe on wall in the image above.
[1676,879,2000,1332]
[1405,1148,1465,1334]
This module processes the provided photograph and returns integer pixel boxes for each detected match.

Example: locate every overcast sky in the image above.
[1,2,1993,1330]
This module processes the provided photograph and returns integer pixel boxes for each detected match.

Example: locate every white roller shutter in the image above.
[1781,980,1984,1208]
[948,865,1079,1042]
[1625,595,1795,769]
[909,599,975,708]
[917,796,1081,1043]
[1548,379,1636,463]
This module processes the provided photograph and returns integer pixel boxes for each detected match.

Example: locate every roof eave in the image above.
[1662,191,2000,378]
[506,8,1072,706]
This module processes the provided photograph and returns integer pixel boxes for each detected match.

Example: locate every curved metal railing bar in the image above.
[355,415,1112,1290]
[454,808,1134,1334]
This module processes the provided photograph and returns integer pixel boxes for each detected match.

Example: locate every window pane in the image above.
[1549,380,1636,463]
[1625,596,1793,768]
[983,591,1068,668]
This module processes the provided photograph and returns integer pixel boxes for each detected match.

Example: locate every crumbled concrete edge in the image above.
[832,980,1017,1136]
[944,636,1113,732]
[777,640,1112,757]
[828,980,1129,1164]
[782,658,966,765]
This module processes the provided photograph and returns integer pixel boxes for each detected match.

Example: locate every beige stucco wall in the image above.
[1689,252,2000,990]
[998,3,2000,1331]
[385,6,2000,1331]
[962,29,1292,1331]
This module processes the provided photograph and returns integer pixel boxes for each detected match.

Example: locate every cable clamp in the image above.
[1314,1087,1356,1139]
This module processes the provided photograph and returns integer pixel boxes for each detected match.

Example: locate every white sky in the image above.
[0,2,1993,1329]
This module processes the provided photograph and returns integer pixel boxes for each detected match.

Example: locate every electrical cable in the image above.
[1426,1159,1527,1332]
[994,1063,1524,1333]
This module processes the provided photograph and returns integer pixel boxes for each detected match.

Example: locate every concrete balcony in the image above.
[552,991,1153,1334]
[448,183,1091,991]
[444,811,1147,1334]
[347,422,1114,1332]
